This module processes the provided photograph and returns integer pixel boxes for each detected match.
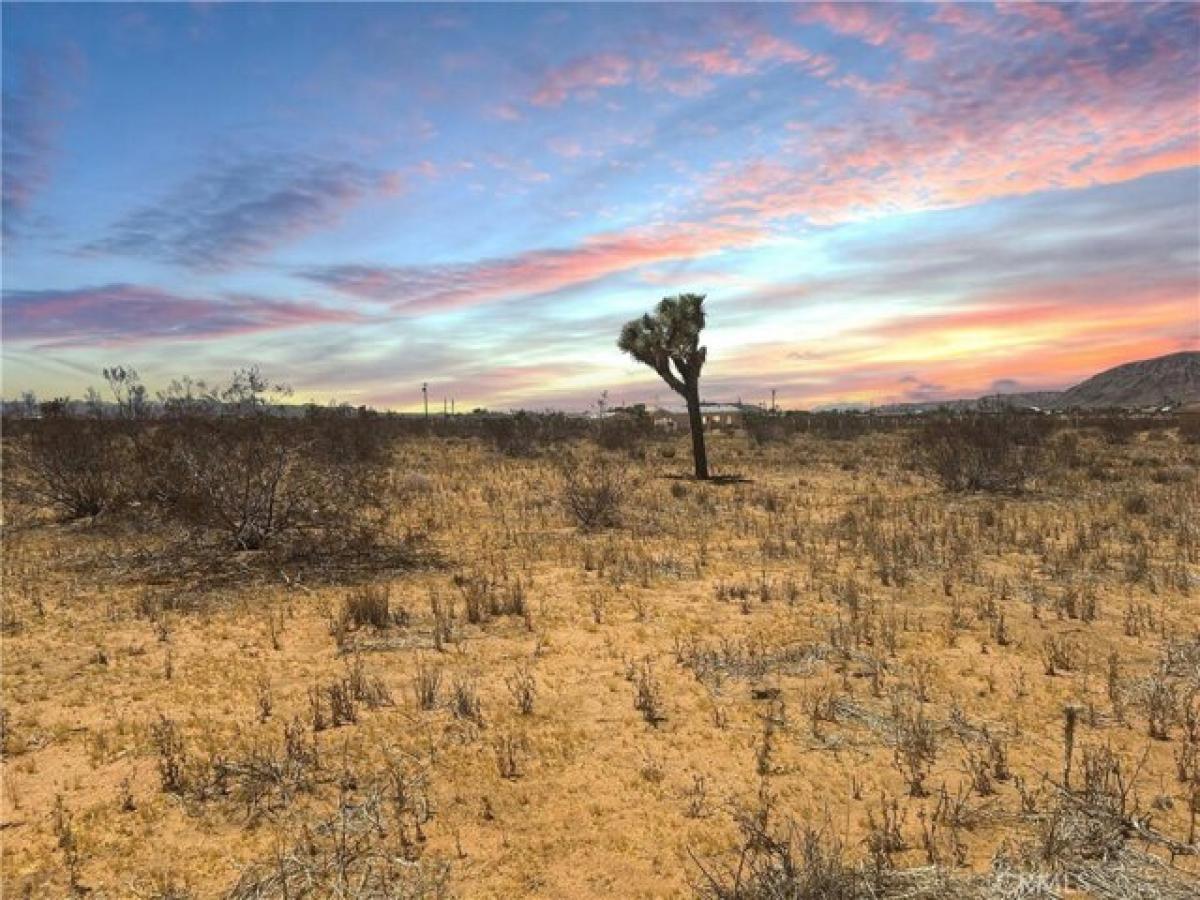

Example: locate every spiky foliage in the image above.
[618,294,708,396]
[619,294,710,478]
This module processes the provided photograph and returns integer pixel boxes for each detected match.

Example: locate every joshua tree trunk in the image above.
[684,384,709,480]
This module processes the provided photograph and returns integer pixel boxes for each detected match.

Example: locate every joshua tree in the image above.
[618,293,710,479]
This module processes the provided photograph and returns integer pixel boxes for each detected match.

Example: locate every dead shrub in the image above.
[506,664,537,715]
[633,660,666,726]
[494,733,526,779]
[343,584,393,630]
[1178,413,1200,444]
[157,415,391,554]
[892,703,939,797]
[557,449,632,531]
[151,715,188,795]
[480,411,581,457]
[5,417,129,519]
[450,677,484,726]
[1042,636,1078,676]
[1144,670,1179,740]
[226,783,450,898]
[692,795,869,899]
[412,657,443,711]
[912,413,1052,493]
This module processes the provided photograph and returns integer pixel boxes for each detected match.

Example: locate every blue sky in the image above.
[3,2,1198,410]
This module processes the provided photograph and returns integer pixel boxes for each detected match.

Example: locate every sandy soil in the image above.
[2,428,1197,897]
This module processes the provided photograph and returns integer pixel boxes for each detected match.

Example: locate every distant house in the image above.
[651,402,759,432]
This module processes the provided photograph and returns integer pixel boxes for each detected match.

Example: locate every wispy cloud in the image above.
[2,283,364,348]
[3,3,1196,410]
[531,53,636,106]
[704,4,1199,227]
[527,26,835,109]
[2,48,83,239]
[298,222,761,313]
[797,1,934,61]
[82,153,402,270]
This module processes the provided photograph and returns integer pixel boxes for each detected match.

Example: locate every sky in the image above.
[2,1,1198,411]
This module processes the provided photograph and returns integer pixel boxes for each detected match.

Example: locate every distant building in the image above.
[651,401,759,432]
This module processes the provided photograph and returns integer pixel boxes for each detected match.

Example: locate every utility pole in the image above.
[771,388,776,413]
[443,397,448,418]
[422,383,428,419]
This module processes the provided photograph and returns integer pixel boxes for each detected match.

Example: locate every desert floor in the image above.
[2,427,1198,898]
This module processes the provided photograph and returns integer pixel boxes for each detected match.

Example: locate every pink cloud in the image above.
[526,29,836,109]
[903,32,936,62]
[300,222,762,313]
[745,33,837,77]
[798,2,934,61]
[717,299,1196,409]
[2,284,363,349]
[800,2,897,45]
[547,136,584,158]
[930,4,996,37]
[531,53,634,106]
[3,46,85,238]
[864,287,1195,345]
[702,21,1200,227]
[489,102,524,122]
[681,47,753,77]
[995,1,1081,40]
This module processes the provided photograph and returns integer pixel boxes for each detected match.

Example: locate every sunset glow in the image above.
[3,2,1198,410]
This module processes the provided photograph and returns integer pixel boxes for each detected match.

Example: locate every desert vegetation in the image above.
[1,374,1198,898]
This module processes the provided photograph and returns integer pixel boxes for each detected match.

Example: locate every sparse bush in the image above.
[1094,414,1141,445]
[412,657,442,710]
[912,413,1052,493]
[9,360,1200,896]
[227,784,450,898]
[326,679,358,726]
[1178,413,1200,444]
[52,794,85,895]
[5,417,129,518]
[892,703,938,797]
[157,415,391,554]
[1123,491,1150,516]
[1,367,413,571]
[494,733,526,779]
[450,677,484,726]
[151,715,188,795]
[506,664,537,715]
[1042,636,1078,676]
[343,584,392,630]
[592,409,655,454]
[480,411,582,457]
[633,660,666,726]
[557,449,631,531]
[743,412,788,446]
[1144,670,1178,740]
[693,799,868,899]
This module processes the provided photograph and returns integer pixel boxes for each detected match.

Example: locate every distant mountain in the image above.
[874,351,1199,414]
[1053,351,1199,409]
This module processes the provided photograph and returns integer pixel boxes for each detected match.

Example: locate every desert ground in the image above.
[2,416,1198,898]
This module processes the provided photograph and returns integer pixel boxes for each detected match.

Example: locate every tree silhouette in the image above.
[102,365,146,419]
[618,293,710,479]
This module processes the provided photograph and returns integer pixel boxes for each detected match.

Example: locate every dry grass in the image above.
[2,420,1197,897]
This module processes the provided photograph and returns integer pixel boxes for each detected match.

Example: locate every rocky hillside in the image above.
[875,351,1200,413]
[1053,350,1199,409]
